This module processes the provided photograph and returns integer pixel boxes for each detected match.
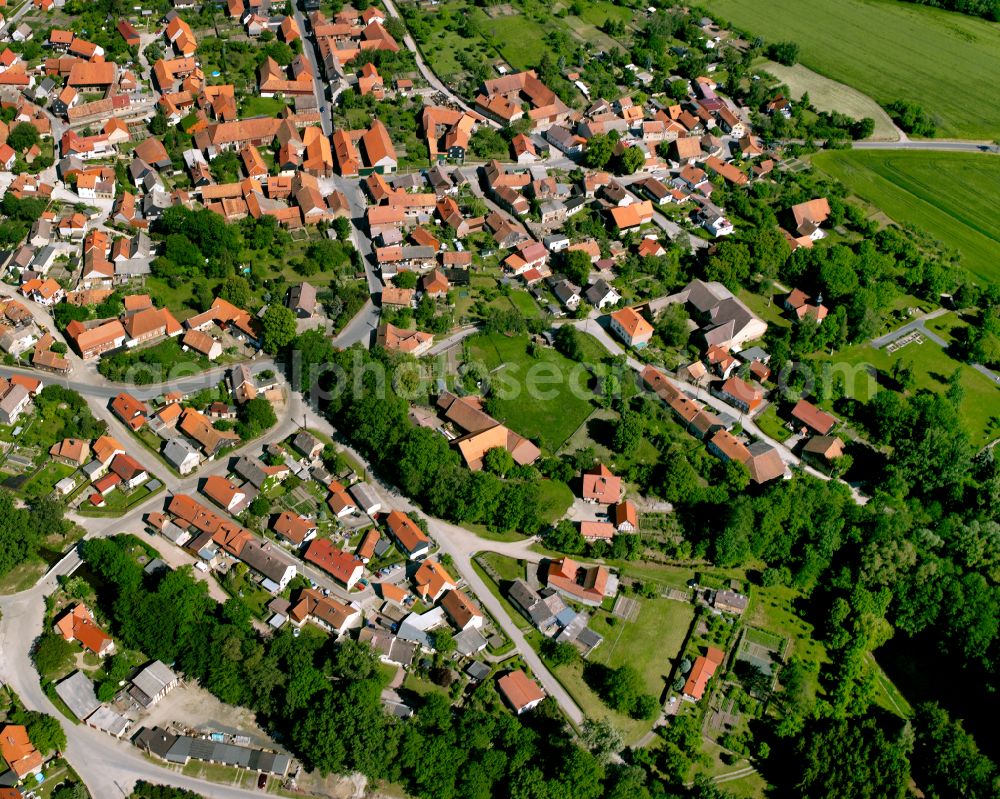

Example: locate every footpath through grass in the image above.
[812,150,1000,287]
[702,0,1000,138]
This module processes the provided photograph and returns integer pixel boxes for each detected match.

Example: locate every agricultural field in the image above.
[703,0,1000,138]
[812,150,1000,286]
[465,332,597,452]
[757,61,898,141]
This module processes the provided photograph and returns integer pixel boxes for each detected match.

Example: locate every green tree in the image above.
[260,304,297,354]
[768,40,800,66]
[33,632,76,678]
[469,127,507,159]
[8,122,40,152]
[210,150,242,184]
[563,249,592,286]
[52,784,88,799]
[219,275,253,309]
[482,447,516,477]
[911,702,998,799]
[613,410,642,455]
[18,710,66,755]
[148,107,168,136]
[617,146,645,175]
[430,628,456,654]
[657,303,689,347]
[585,134,613,169]
[540,638,578,666]
[393,271,418,289]
[791,713,910,799]
[580,718,623,764]
[237,397,277,439]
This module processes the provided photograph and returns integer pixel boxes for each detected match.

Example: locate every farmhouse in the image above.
[546,557,612,607]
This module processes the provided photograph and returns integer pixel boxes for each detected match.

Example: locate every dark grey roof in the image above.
[508,579,540,613]
[292,431,320,456]
[239,539,295,584]
[134,726,179,760]
[233,455,269,489]
[466,661,491,680]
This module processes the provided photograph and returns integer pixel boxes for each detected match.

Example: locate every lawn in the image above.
[701,0,1000,138]
[465,333,596,452]
[737,288,790,330]
[98,338,214,385]
[748,583,828,699]
[810,336,1000,447]
[21,461,75,500]
[85,480,163,514]
[483,12,549,71]
[589,597,695,700]
[537,478,574,523]
[812,150,1000,286]
[753,404,791,443]
[239,96,289,118]
[551,596,696,746]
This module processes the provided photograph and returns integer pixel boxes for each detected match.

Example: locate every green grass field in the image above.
[552,596,695,745]
[702,0,1000,138]
[21,462,75,500]
[466,333,596,452]
[812,150,1000,286]
[812,336,1000,447]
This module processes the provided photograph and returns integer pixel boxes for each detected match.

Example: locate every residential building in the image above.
[0,725,42,778]
[239,538,296,591]
[497,670,545,714]
[612,500,638,531]
[713,589,748,615]
[683,646,725,701]
[609,306,653,348]
[111,391,147,430]
[546,557,611,607]
[385,510,430,559]
[440,589,483,631]
[376,323,434,356]
[163,438,201,475]
[303,539,364,588]
[791,399,836,435]
[581,463,622,504]
[54,604,115,656]
[0,384,31,425]
[289,588,360,635]
[202,475,248,514]
[271,511,317,547]
[413,559,456,601]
